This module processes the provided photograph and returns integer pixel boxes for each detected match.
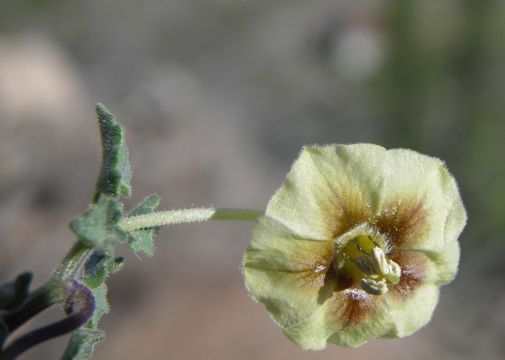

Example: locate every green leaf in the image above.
[82,252,124,289]
[86,284,110,328]
[129,194,161,217]
[94,103,132,202]
[61,253,121,360]
[61,328,105,360]
[60,104,135,359]
[61,282,112,359]
[127,194,161,257]
[70,197,127,252]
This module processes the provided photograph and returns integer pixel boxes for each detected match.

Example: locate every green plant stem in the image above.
[51,207,260,290]
[51,208,260,287]
[118,208,262,232]
[1,207,260,358]
[54,242,93,281]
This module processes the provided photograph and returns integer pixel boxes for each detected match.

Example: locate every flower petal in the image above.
[373,149,466,284]
[266,145,386,240]
[275,289,386,349]
[243,216,333,337]
[384,282,440,338]
[325,250,439,347]
[325,290,392,348]
[294,253,437,349]
[322,283,439,348]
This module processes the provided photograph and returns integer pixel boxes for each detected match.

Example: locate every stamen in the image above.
[340,239,402,295]
[355,255,378,276]
[383,260,401,285]
[334,226,402,295]
[372,247,390,275]
[360,278,388,295]
[355,246,401,294]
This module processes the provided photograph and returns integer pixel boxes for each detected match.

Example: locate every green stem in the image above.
[0,207,260,357]
[54,242,92,281]
[118,208,262,232]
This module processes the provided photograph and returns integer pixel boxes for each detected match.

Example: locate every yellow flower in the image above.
[242,144,466,349]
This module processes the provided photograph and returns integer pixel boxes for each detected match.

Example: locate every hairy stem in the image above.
[2,278,66,334]
[1,207,260,357]
[54,242,93,281]
[118,208,262,232]
[2,281,94,360]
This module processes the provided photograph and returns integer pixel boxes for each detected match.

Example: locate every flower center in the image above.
[335,234,401,295]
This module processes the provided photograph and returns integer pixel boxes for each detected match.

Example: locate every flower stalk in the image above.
[118,208,262,232]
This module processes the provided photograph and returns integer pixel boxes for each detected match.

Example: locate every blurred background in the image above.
[0,0,504,359]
